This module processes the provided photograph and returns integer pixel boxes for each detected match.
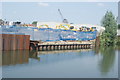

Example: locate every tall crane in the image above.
[58,9,68,23]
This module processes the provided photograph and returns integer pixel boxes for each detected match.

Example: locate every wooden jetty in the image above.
[30,41,94,51]
[38,44,92,51]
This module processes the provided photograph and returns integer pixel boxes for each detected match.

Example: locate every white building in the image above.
[37,22,66,29]
[117,30,120,36]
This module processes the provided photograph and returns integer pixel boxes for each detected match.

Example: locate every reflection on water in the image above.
[2,50,29,66]
[2,49,92,66]
[99,46,116,75]
[2,46,118,78]
[29,51,40,61]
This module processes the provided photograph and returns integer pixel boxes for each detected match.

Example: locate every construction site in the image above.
[0,9,105,51]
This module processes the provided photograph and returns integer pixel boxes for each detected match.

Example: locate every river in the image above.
[1,46,119,78]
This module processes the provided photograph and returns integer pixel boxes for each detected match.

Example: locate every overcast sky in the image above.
[2,2,118,25]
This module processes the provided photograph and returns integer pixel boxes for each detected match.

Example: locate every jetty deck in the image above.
[30,40,95,51]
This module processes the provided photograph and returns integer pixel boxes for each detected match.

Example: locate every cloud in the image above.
[38,2,49,7]
[97,3,105,7]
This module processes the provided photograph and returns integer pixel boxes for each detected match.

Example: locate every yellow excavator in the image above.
[56,24,78,31]
[78,26,96,32]
[38,24,49,28]
[91,27,96,31]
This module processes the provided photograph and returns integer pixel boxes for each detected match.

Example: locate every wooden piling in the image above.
[37,43,92,51]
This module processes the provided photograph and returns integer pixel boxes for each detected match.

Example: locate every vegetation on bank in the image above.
[32,21,37,27]
[116,37,120,45]
[118,24,120,29]
[100,11,118,46]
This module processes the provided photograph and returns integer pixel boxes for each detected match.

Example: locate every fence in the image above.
[0,26,97,41]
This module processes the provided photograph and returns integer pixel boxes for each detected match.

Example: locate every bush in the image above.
[118,24,120,29]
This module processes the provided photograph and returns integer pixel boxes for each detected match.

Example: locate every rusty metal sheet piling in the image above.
[0,34,30,51]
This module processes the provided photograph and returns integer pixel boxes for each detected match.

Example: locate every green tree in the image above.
[100,11,117,46]
[32,21,37,27]
[118,24,120,29]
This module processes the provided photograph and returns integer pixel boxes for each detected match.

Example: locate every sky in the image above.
[1,2,118,25]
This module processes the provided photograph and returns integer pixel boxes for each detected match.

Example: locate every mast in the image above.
[58,9,68,23]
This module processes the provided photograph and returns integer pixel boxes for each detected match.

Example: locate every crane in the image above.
[58,9,68,23]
